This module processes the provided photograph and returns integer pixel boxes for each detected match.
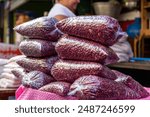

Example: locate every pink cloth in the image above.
[16,85,150,100]
[16,85,77,100]
[139,87,150,100]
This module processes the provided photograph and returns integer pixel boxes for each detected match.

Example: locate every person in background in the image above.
[15,13,30,26]
[15,11,36,45]
[15,12,30,45]
[48,0,80,21]
[48,0,133,62]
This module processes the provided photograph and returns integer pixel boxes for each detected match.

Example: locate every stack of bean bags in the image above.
[0,58,24,88]
[13,16,149,100]
[13,17,61,89]
[49,15,149,99]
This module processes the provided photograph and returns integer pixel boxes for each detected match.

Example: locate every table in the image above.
[0,88,17,100]
[108,61,150,87]
[108,61,150,71]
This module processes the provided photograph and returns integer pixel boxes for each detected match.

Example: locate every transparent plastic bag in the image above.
[19,39,56,57]
[16,56,58,75]
[56,35,119,65]
[22,71,55,89]
[68,75,140,100]
[14,17,62,41]
[11,69,26,80]
[56,15,125,46]
[39,81,70,96]
[112,70,149,98]
[51,60,117,83]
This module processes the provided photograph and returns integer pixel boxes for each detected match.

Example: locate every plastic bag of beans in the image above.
[56,15,126,46]
[39,81,70,96]
[13,17,62,41]
[56,35,119,65]
[51,60,117,83]
[8,55,26,63]
[19,39,56,57]
[11,69,26,80]
[68,75,140,100]
[22,71,55,89]
[112,70,149,98]
[16,56,58,75]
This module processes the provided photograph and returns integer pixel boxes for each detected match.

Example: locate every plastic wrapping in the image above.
[56,15,125,46]
[112,70,149,98]
[16,85,150,100]
[13,17,62,41]
[3,61,21,68]
[39,81,70,96]
[19,39,56,57]
[0,67,23,74]
[56,35,119,65]
[0,78,21,88]
[8,55,26,63]
[51,60,117,83]
[16,56,58,74]
[0,59,8,66]
[110,33,134,62]
[0,72,17,80]
[22,71,55,89]
[68,75,140,100]
[11,69,26,80]
[16,85,78,100]
[0,71,22,88]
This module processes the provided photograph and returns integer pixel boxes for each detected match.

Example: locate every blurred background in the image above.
[0,0,149,58]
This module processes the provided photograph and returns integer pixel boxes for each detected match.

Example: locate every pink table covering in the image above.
[16,85,77,100]
[16,85,150,100]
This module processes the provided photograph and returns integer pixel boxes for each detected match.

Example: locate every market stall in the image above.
[0,0,150,100]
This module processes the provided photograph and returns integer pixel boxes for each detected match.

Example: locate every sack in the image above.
[11,69,26,80]
[8,55,26,63]
[56,35,119,65]
[0,72,16,80]
[112,70,149,98]
[16,85,150,100]
[51,60,117,83]
[4,62,21,68]
[16,56,58,74]
[22,71,55,89]
[0,78,21,88]
[0,67,23,74]
[56,15,125,46]
[19,39,56,57]
[110,35,133,62]
[39,81,70,96]
[14,17,62,41]
[68,75,140,100]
